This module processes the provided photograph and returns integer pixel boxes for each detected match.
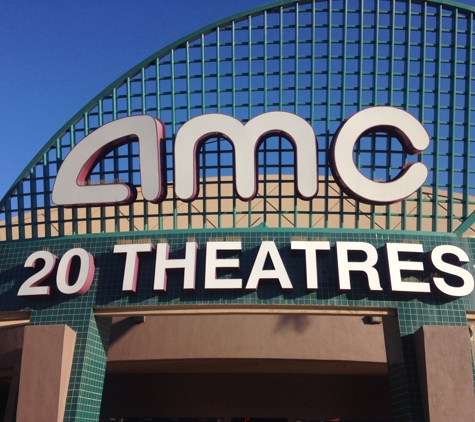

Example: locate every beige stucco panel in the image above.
[107,314,387,368]
[16,325,76,422]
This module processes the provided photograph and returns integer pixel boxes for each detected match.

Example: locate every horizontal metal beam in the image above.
[94,304,397,317]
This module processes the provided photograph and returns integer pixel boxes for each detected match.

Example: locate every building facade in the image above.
[1,0,475,421]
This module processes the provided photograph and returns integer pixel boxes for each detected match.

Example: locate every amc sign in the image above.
[52,107,430,207]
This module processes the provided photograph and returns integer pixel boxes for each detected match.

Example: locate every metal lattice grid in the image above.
[1,0,475,241]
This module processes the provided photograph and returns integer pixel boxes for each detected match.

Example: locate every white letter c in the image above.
[330,107,429,205]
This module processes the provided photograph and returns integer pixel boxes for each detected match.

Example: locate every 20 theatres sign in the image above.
[52,106,430,207]
[16,240,475,299]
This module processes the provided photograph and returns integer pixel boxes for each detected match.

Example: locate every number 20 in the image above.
[18,248,95,297]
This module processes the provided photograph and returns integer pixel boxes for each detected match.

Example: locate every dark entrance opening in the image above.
[0,373,11,421]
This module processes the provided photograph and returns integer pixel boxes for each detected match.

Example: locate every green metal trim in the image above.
[454,210,475,237]
[433,0,475,13]
[1,224,459,244]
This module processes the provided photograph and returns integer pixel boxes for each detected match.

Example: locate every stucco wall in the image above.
[107,314,387,369]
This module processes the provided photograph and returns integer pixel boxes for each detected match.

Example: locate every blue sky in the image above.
[0,0,473,199]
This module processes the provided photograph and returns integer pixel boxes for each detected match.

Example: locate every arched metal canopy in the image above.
[1,0,475,240]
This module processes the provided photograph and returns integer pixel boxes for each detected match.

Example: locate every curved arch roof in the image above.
[1,0,475,241]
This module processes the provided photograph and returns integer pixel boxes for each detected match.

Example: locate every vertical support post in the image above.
[414,325,475,421]
[383,308,475,422]
[21,309,112,422]
[63,312,111,422]
[17,325,77,422]
[383,313,425,421]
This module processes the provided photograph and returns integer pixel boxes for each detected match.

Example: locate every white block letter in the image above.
[246,241,292,290]
[336,242,382,291]
[330,107,429,205]
[385,243,430,293]
[56,248,95,296]
[291,241,331,289]
[154,242,198,291]
[174,111,318,202]
[205,241,242,289]
[53,115,167,206]
[430,245,474,297]
[113,243,154,292]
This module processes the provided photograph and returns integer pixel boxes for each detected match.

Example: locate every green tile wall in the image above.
[1,227,475,421]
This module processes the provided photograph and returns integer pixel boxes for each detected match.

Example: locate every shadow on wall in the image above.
[274,314,311,334]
